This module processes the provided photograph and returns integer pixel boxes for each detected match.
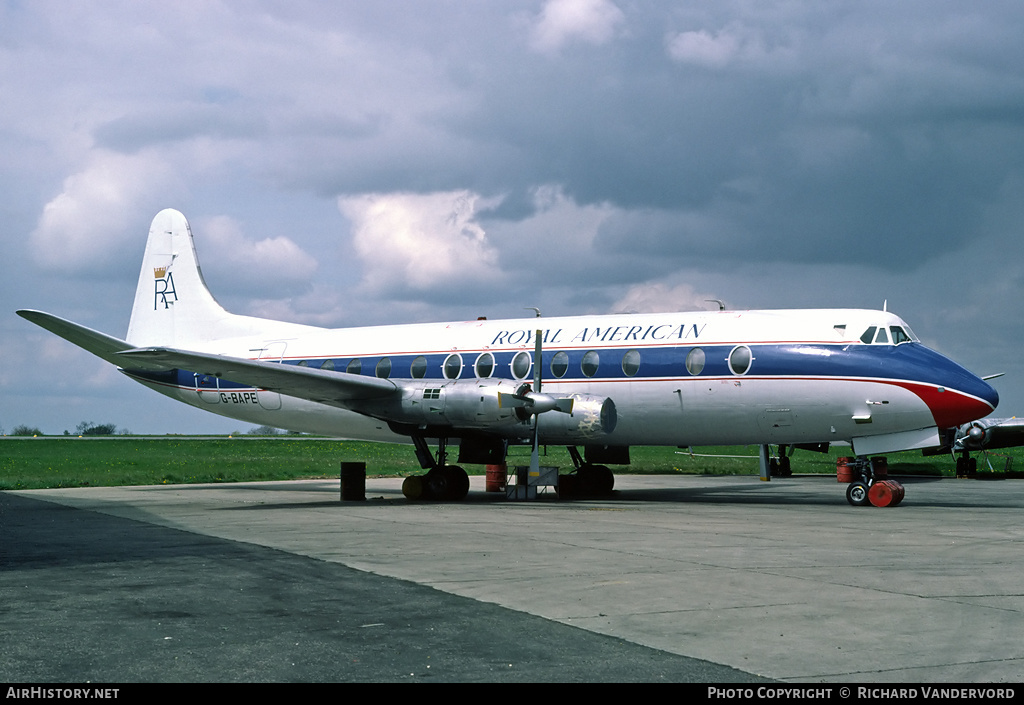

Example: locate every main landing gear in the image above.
[770,447,792,477]
[402,436,470,501]
[558,446,615,498]
[837,456,905,507]
[955,451,978,478]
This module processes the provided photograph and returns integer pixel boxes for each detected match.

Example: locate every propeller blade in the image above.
[531,328,542,475]
[497,391,573,414]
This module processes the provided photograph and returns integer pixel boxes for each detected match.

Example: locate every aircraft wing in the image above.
[117,347,398,405]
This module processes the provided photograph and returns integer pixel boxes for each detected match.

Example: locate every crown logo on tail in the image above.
[153,267,177,309]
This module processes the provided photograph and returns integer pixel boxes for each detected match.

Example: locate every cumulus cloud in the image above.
[338,190,502,299]
[488,185,613,253]
[530,0,625,53]
[194,215,319,296]
[28,151,182,273]
[666,28,741,68]
[666,23,796,70]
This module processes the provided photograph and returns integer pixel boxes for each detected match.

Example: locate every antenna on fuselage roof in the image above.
[705,299,726,311]
[883,300,888,312]
[525,307,542,317]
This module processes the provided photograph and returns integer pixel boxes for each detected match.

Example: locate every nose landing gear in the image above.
[838,456,904,507]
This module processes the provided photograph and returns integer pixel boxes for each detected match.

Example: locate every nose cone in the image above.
[953,363,1000,415]
[920,350,999,428]
[978,378,1000,412]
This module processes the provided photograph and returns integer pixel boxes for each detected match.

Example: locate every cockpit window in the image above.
[861,324,918,345]
[890,326,912,345]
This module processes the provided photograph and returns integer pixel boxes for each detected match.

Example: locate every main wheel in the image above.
[443,465,470,501]
[846,481,870,506]
[423,465,469,501]
[577,464,614,496]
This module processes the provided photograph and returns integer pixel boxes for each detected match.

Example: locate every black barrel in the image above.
[340,462,366,501]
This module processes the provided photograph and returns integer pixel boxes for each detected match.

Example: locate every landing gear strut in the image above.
[402,436,470,501]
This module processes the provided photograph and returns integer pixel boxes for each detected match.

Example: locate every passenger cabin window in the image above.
[475,352,494,378]
[550,351,569,378]
[728,346,753,375]
[410,356,427,379]
[346,359,362,375]
[511,351,532,380]
[443,354,463,380]
[685,348,705,375]
[376,358,392,379]
[621,349,641,377]
[581,351,600,378]
[321,359,335,371]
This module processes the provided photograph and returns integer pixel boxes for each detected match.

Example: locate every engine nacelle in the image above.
[354,379,616,441]
[536,393,617,443]
[954,417,1024,451]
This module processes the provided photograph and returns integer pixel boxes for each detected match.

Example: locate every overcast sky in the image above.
[3,1,1023,435]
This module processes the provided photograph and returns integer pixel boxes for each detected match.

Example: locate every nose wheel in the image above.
[846,481,870,506]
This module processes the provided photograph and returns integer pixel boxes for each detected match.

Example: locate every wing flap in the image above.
[117,347,398,404]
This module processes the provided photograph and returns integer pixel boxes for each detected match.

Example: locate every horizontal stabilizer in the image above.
[16,310,169,370]
[117,347,398,406]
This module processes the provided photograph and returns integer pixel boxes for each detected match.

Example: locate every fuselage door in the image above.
[194,372,221,404]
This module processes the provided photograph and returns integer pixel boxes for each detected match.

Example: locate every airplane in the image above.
[17,209,1001,506]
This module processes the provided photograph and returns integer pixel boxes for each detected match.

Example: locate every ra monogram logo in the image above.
[154,266,177,310]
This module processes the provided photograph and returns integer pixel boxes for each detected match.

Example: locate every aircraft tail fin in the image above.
[126,209,318,347]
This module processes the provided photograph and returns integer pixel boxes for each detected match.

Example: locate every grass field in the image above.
[2,436,1021,490]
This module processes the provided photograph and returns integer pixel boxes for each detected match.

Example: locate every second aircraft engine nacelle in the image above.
[955,417,1024,451]
[535,393,618,444]
[357,379,616,441]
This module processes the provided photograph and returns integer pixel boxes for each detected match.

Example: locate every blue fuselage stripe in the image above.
[124,342,997,409]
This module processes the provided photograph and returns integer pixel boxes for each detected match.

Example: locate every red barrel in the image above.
[485,463,507,492]
[868,480,903,507]
[837,457,857,483]
[890,480,905,506]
